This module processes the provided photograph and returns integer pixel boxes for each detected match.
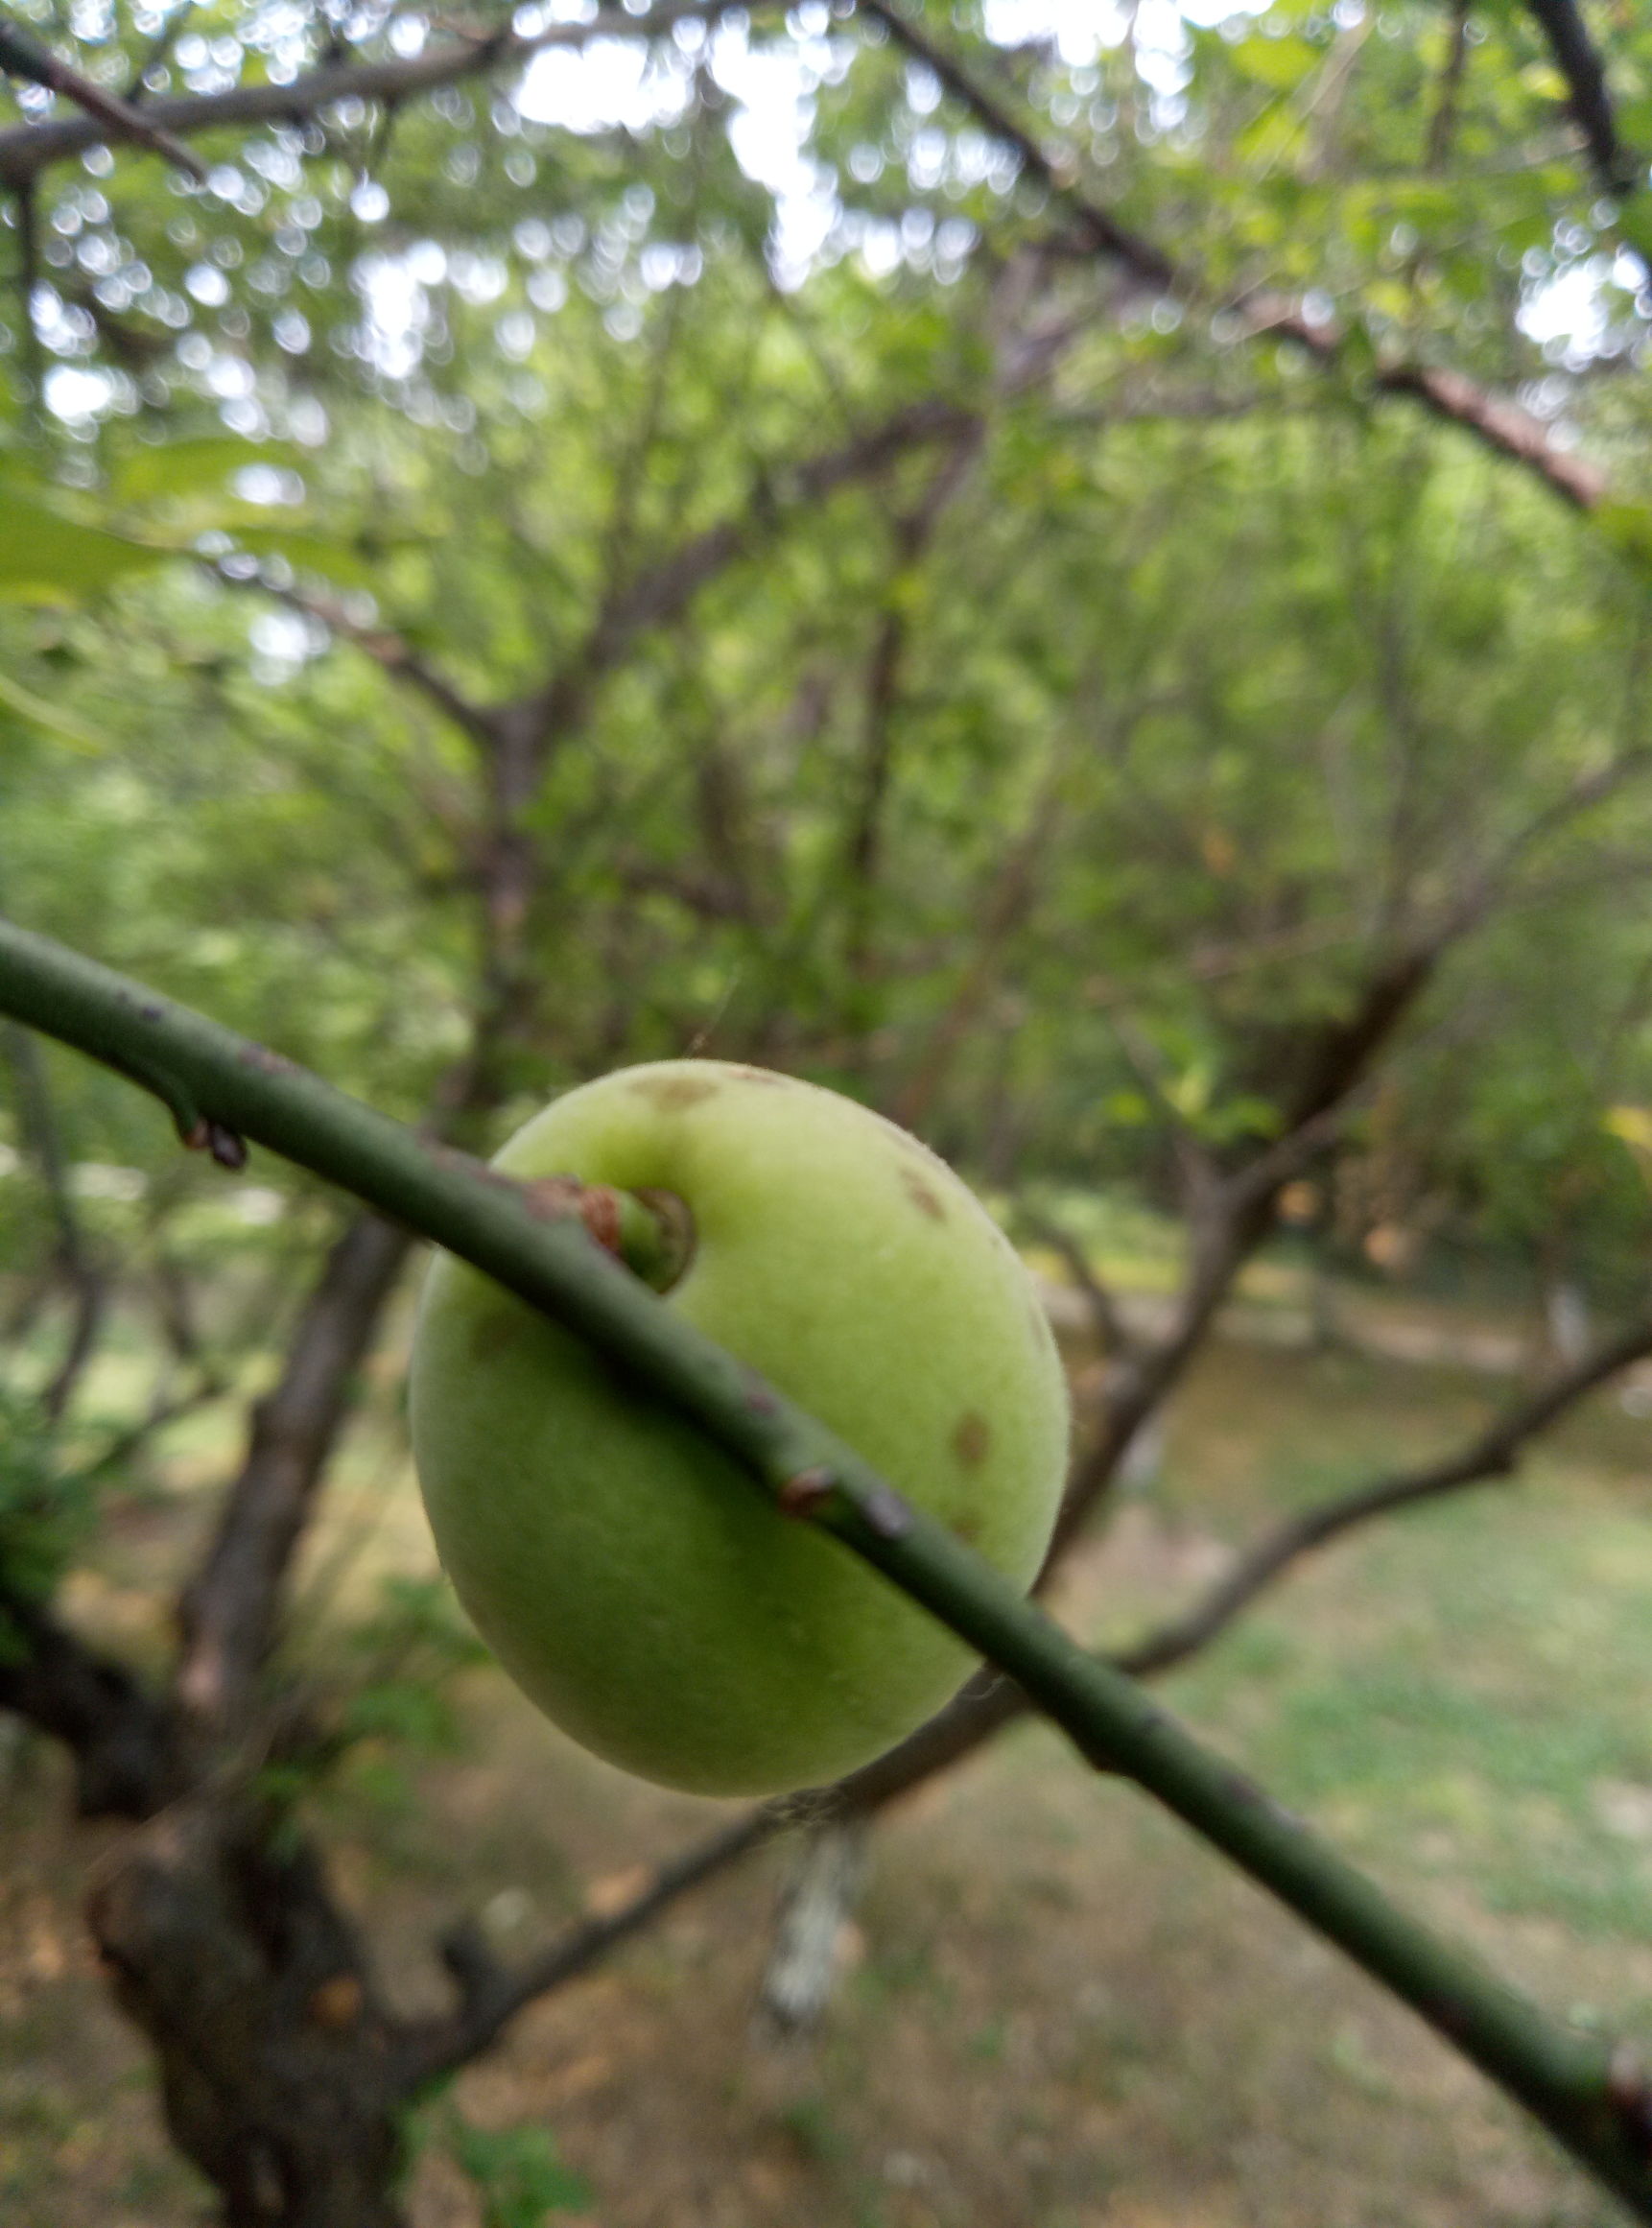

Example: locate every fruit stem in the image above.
[613,1186,696,1292]
[523,1176,695,1292]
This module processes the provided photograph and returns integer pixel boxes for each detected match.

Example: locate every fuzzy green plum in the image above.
[408,1060,1070,1796]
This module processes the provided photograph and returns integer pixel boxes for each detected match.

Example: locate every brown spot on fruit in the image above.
[306,1974,364,2029]
[629,1073,721,1111]
[900,1168,946,1221]
[950,1510,983,1545]
[952,1411,991,1468]
[468,1307,520,1360]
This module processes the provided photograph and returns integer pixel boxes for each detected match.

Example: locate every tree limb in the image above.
[0,15,205,180]
[1118,1310,1652,1678]
[1369,360,1606,510]
[214,568,504,757]
[404,1809,777,2082]
[1521,0,1638,197]
[231,395,982,796]
[0,1,737,188]
[862,0,1611,511]
[0,1588,175,1815]
[511,396,980,764]
[1014,1201,1137,1359]
[173,1211,412,1739]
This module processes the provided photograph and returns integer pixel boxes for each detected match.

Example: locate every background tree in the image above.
[5,0,1652,2221]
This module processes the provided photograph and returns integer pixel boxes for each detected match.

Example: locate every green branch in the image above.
[2,915,1650,2213]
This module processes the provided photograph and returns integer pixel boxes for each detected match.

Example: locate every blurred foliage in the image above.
[401,2090,592,2226]
[1,0,1651,1721]
[334,1573,489,1753]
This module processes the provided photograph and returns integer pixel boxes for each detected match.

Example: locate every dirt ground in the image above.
[4,1327,1652,2228]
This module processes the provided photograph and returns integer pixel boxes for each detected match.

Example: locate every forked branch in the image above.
[1118,1310,1652,1677]
[0,2,735,187]
[861,0,1611,510]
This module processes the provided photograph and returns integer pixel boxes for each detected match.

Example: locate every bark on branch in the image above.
[1521,0,1638,197]
[0,1590,176,1816]
[174,1213,412,1740]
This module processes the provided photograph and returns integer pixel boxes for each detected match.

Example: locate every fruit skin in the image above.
[409,1061,1070,1797]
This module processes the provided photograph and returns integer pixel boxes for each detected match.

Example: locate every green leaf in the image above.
[451,2121,593,2227]
[1229,32,1320,90]
[1593,501,1652,581]
[213,523,385,591]
[110,438,301,504]
[0,480,174,604]
[0,665,110,752]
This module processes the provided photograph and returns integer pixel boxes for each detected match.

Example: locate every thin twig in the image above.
[0,16,206,180]
[1014,1202,1136,1358]
[0,1,739,187]
[2,1019,104,1421]
[1117,1310,1652,1677]
[859,0,1173,288]
[860,0,1610,510]
[1425,0,1472,175]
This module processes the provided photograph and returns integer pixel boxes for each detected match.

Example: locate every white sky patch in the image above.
[354,251,430,378]
[516,35,692,133]
[44,364,115,421]
[231,1186,287,1225]
[361,0,1285,338]
[979,0,1263,74]
[248,605,328,685]
[1519,250,1642,367]
[711,22,839,287]
[980,0,1127,62]
[233,463,306,505]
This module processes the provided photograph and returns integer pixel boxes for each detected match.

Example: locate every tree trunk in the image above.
[87,1797,413,2228]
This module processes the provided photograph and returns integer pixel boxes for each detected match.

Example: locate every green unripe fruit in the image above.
[409,1061,1070,1796]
